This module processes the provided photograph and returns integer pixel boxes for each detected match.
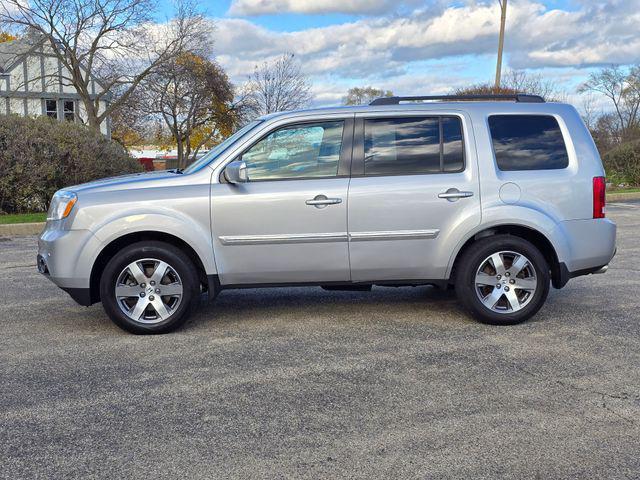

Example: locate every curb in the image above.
[0,222,44,237]
[607,191,640,202]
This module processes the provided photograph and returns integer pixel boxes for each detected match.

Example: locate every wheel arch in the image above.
[447,223,567,289]
[89,231,210,304]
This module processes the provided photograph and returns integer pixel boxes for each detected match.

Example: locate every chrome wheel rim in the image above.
[475,251,537,314]
[115,258,183,324]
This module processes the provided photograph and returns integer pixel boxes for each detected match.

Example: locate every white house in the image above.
[0,35,111,136]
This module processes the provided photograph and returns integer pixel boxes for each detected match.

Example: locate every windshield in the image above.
[182,120,263,174]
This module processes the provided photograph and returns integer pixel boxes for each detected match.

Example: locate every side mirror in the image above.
[224,160,248,184]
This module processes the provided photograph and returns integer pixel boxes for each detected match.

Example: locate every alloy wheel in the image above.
[474,250,537,314]
[115,258,183,324]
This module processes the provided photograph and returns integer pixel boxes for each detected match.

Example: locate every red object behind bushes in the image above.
[138,157,154,171]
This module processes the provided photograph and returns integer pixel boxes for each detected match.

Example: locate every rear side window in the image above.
[364,116,464,176]
[488,115,569,171]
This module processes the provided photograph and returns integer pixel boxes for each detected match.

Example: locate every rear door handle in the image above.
[438,189,474,201]
[306,195,342,208]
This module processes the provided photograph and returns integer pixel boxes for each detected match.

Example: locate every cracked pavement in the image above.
[1,201,639,479]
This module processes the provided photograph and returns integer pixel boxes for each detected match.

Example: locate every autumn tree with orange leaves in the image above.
[133,53,241,168]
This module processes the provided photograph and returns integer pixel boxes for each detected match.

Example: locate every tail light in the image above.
[593,176,606,219]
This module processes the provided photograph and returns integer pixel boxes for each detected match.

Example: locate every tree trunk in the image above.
[176,138,185,170]
[182,134,192,170]
[81,98,102,133]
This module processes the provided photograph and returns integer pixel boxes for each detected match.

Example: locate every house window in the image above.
[44,99,76,122]
[45,99,57,118]
[63,100,75,122]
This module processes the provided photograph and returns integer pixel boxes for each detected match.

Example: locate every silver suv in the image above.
[38,94,617,334]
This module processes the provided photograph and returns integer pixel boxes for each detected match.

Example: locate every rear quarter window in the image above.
[488,115,569,171]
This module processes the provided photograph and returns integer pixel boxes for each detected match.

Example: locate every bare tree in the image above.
[502,70,566,101]
[579,65,640,141]
[342,86,393,105]
[580,93,599,132]
[0,0,209,132]
[244,53,312,117]
[454,69,565,101]
[136,53,238,169]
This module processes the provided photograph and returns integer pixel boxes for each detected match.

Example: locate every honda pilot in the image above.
[38,94,617,334]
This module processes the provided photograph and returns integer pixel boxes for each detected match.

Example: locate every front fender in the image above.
[83,209,217,276]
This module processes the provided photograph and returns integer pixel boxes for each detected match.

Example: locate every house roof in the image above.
[0,34,111,100]
[0,36,42,74]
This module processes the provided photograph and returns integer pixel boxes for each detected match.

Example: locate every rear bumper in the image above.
[555,260,612,289]
[552,217,616,289]
[561,218,617,273]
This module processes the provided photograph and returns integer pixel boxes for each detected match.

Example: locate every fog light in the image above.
[37,255,49,274]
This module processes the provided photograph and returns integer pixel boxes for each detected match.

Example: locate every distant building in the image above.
[0,35,111,136]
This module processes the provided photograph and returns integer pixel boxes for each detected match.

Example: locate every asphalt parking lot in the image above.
[1,202,639,479]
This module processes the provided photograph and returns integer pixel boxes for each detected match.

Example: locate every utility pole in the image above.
[494,0,508,91]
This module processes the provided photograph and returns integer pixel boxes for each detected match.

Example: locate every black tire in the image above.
[100,241,200,334]
[455,235,550,326]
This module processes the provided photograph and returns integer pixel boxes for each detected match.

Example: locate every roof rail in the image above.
[369,94,545,106]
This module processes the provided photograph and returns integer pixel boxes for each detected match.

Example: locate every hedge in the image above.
[0,114,142,214]
[603,140,640,187]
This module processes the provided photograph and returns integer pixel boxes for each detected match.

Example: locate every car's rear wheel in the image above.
[455,235,550,325]
[100,241,200,334]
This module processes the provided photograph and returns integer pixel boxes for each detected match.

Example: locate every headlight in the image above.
[47,191,78,221]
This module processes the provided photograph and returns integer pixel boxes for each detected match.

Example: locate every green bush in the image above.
[603,140,640,187]
[0,114,142,214]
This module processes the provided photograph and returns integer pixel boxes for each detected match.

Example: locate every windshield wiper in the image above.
[168,168,184,174]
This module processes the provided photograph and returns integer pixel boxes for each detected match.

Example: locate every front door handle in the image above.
[438,188,474,201]
[306,195,342,208]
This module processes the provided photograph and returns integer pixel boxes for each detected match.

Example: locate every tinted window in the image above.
[364,116,464,175]
[442,117,464,172]
[241,121,344,181]
[489,115,569,171]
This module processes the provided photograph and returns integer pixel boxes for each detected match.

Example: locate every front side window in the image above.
[364,116,464,176]
[488,115,569,171]
[241,121,344,181]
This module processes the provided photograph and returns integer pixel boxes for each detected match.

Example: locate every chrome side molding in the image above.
[349,229,440,242]
[219,229,440,245]
[219,232,348,246]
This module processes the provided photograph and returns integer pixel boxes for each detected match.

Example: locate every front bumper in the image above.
[38,224,101,305]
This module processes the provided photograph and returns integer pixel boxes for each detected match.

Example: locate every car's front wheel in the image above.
[100,241,200,334]
[455,235,550,325]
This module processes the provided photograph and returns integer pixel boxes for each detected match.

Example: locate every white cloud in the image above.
[211,1,640,106]
[228,0,405,16]
[217,1,640,73]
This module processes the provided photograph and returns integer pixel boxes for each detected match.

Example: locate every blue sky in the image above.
[155,0,640,109]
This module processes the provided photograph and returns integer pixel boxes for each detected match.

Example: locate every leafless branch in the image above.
[243,53,312,117]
